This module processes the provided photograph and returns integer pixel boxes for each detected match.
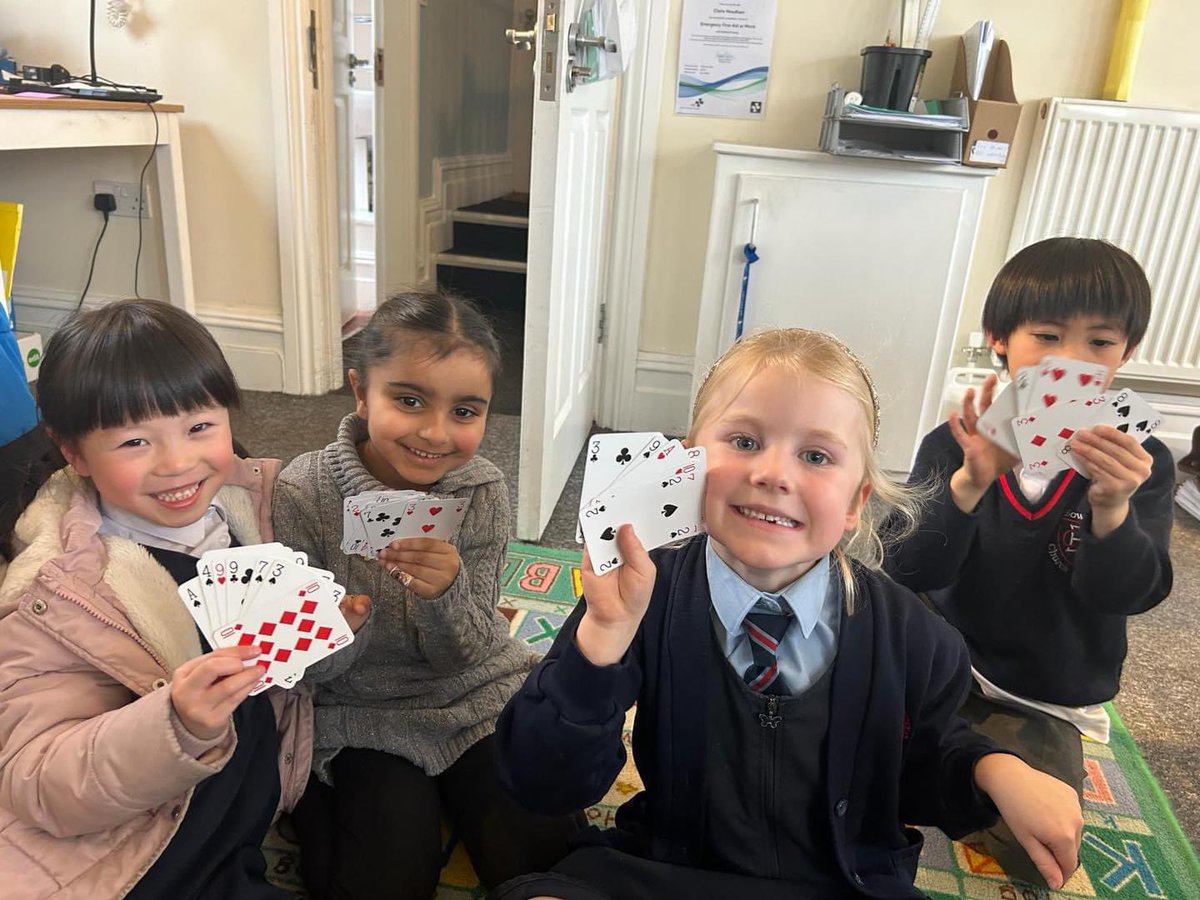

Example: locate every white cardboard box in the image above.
[16,331,42,382]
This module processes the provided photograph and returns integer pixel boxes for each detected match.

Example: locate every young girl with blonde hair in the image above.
[492,327,1083,899]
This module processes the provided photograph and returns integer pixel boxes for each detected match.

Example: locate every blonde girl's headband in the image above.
[696,330,881,448]
[823,333,881,449]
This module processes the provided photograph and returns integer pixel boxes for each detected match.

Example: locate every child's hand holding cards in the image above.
[178,544,355,695]
[579,436,707,575]
[575,432,672,543]
[975,356,1161,477]
[342,491,470,557]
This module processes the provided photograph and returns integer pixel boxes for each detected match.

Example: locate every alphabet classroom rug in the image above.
[264,542,1200,899]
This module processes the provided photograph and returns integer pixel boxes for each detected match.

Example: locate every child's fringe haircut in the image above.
[689,328,931,613]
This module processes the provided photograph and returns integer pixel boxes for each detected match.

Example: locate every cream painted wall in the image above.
[640,0,1200,360]
[0,0,281,316]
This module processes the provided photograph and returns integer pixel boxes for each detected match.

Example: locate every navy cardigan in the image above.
[886,423,1174,706]
[495,537,1005,898]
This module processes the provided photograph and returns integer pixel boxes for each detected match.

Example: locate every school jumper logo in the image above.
[1048,509,1085,572]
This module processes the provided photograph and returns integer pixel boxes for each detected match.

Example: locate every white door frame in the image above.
[373,0,420,300]
[596,0,671,430]
[266,0,342,394]
[268,0,671,421]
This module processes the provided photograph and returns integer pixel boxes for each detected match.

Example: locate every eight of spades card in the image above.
[973,355,1157,479]
[1012,395,1112,474]
[580,445,707,575]
[1059,387,1163,475]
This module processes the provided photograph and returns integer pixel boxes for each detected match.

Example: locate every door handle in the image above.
[568,29,616,56]
[505,28,537,51]
[565,22,618,92]
[346,53,372,87]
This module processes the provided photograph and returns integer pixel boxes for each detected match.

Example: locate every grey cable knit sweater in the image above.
[273,414,536,779]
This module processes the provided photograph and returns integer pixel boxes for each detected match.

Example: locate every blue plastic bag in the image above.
[0,303,38,446]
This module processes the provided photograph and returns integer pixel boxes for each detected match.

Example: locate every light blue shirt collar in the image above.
[706,541,832,640]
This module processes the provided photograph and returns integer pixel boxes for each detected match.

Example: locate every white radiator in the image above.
[1009,98,1200,387]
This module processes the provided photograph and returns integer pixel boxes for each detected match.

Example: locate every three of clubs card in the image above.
[577,432,707,575]
[976,355,1162,476]
[178,543,354,695]
[342,491,469,558]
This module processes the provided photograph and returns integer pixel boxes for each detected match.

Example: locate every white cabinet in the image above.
[693,144,994,474]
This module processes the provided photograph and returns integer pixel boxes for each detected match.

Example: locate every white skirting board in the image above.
[11,289,288,393]
[622,351,694,437]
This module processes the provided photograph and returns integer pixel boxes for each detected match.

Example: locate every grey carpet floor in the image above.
[232,389,1200,851]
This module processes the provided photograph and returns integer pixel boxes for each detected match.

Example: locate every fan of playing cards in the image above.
[977,355,1162,476]
[179,544,355,695]
[578,432,707,575]
[341,491,470,558]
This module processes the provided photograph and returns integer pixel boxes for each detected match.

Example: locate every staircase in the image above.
[435,195,529,415]
[435,195,529,308]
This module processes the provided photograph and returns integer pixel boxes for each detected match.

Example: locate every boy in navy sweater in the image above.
[494,329,1082,899]
[887,238,1174,887]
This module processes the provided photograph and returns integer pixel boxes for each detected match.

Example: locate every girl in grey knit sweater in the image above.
[276,292,579,900]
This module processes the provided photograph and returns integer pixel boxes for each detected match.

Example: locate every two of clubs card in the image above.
[976,355,1162,476]
[342,490,470,558]
[178,543,354,695]
[577,432,707,575]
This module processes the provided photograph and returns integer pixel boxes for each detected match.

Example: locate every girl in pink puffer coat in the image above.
[0,300,323,899]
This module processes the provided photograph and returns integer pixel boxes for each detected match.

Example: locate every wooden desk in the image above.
[0,96,194,312]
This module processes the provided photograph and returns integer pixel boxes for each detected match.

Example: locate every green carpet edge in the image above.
[506,541,584,564]
[1107,701,1200,874]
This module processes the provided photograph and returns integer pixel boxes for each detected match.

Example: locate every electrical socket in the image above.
[92,181,151,219]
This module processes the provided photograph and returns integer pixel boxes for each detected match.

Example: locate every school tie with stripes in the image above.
[742,607,793,696]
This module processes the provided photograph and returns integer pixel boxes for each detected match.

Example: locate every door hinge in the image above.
[307,10,319,89]
[374,48,385,87]
[597,302,607,344]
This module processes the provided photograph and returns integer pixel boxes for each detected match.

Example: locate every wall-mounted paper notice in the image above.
[675,0,777,119]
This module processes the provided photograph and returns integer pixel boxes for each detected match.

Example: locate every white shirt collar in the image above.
[98,497,231,556]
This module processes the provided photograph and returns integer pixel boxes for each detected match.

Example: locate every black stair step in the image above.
[436,264,526,311]
[459,196,530,219]
[451,220,529,260]
[436,243,527,271]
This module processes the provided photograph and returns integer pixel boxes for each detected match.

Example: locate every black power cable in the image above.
[79,0,160,298]
[134,101,160,298]
[79,201,113,309]
[88,0,98,85]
